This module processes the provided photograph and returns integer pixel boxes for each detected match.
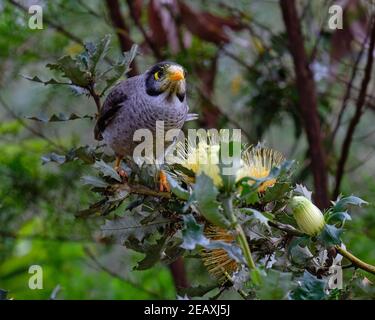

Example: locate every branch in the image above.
[333,16,375,199]
[335,245,375,275]
[268,220,305,237]
[84,247,164,298]
[0,95,65,151]
[125,0,163,60]
[331,30,370,143]
[114,183,171,199]
[280,0,329,209]
[105,0,138,77]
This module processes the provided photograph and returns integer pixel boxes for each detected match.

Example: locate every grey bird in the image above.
[94,61,197,191]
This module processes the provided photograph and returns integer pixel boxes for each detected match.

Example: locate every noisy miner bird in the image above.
[94,61,198,192]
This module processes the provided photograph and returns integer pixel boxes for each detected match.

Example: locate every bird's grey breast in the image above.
[102,75,188,156]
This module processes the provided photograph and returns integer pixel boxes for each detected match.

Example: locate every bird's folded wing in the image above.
[94,86,127,140]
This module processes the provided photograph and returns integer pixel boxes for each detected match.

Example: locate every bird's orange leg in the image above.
[114,156,127,178]
[159,170,170,192]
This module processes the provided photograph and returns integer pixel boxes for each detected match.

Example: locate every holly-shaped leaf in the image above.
[191,173,231,228]
[291,271,327,300]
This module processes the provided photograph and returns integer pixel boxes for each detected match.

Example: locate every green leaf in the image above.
[287,236,313,265]
[101,211,170,243]
[47,55,91,87]
[22,75,70,85]
[191,173,231,228]
[332,195,368,212]
[291,271,327,300]
[318,224,343,247]
[325,211,351,226]
[181,214,209,250]
[262,181,292,202]
[0,289,8,300]
[26,113,93,122]
[239,208,270,230]
[41,152,66,165]
[294,184,312,201]
[134,235,168,270]
[80,175,108,188]
[86,34,111,73]
[166,173,190,200]
[93,159,121,182]
[100,44,138,96]
[257,269,295,300]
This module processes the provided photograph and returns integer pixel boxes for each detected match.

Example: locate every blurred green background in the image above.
[0,0,374,299]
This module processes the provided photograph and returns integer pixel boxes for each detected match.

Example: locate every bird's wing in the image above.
[94,83,128,141]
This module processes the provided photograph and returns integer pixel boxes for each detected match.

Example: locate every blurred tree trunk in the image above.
[105,0,138,77]
[169,257,189,292]
[280,0,329,209]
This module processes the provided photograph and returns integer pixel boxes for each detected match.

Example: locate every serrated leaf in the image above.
[41,152,66,165]
[294,184,312,201]
[134,235,168,270]
[239,208,270,230]
[80,175,108,188]
[26,113,93,122]
[101,212,170,243]
[86,34,111,73]
[263,182,292,202]
[93,159,121,182]
[22,75,70,85]
[47,55,91,87]
[192,173,230,228]
[166,173,190,200]
[291,271,327,300]
[332,195,368,212]
[181,214,209,250]
[325,211,351,226]
[257,269,295,300]
[287,236,313,265]
[318,224,343,247]
[100,44,138,96]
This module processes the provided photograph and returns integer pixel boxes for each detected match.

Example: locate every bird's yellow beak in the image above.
[167,66,185,82]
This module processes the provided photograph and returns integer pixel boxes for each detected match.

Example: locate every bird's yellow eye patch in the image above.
[154,71,159,80]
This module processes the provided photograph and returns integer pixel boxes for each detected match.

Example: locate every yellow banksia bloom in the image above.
[167,138,223,187]
[201,225,238,283]
[236,146,285,192]
[290,196,325,236]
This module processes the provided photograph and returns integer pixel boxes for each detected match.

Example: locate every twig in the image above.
[84,247,164,299]
[280,0,329,209]
[268,220,305,237]
[335,245,375,275]
[331,30,370,143]
[333,16,375,199]
[114,183,171,199]
[0,95,65,151]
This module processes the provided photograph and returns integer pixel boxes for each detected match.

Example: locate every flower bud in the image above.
[290,196,325,236]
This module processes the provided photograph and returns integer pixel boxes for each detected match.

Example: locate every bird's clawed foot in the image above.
[159,170,170,193]
[114,156,128,180]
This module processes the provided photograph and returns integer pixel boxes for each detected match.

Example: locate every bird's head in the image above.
[145,62,186,102]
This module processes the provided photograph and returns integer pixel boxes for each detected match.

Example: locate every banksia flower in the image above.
[290,196,325,236]
[236,146,285,192]
[167,138,223,187]
[201,225,238,283]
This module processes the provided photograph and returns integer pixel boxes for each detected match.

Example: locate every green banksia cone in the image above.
[290,196,325,236]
